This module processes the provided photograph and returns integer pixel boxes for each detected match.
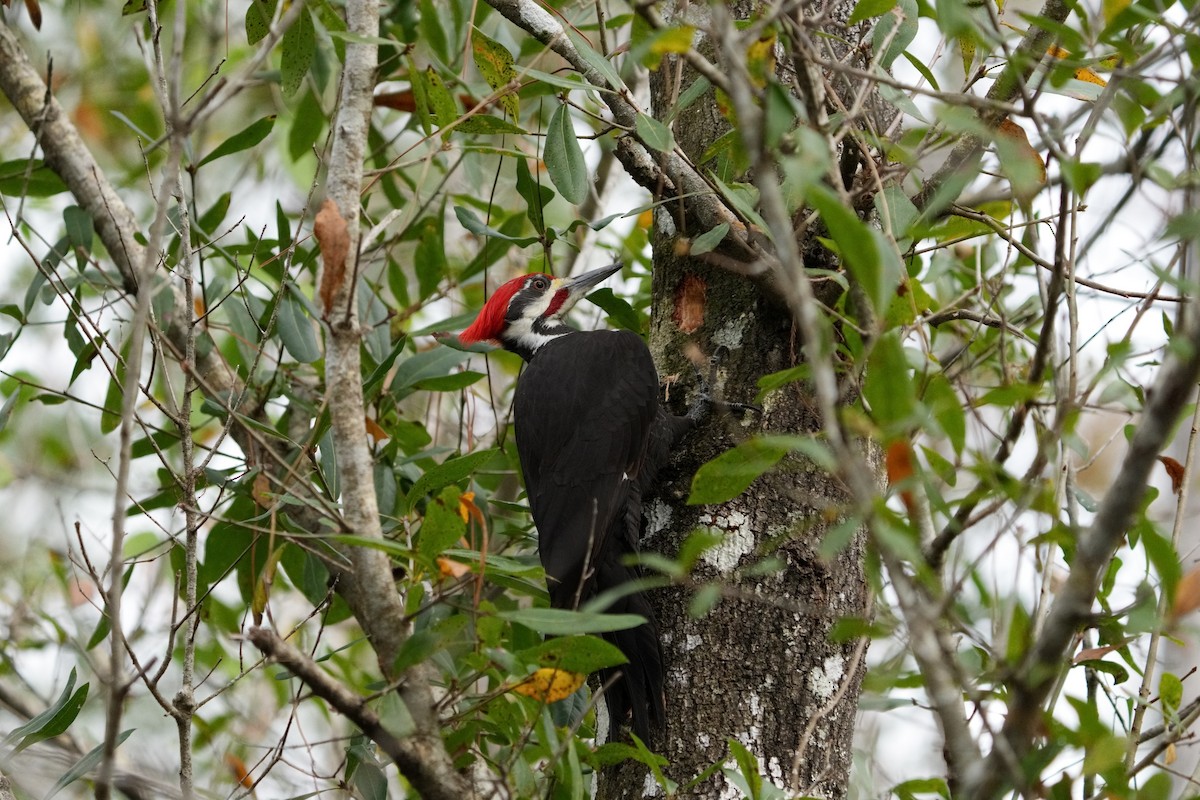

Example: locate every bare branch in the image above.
[967,312,1200,798]
[247,628,483,800]
[912,0,1075,213]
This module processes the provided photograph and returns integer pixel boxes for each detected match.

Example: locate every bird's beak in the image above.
[561,262,622,298]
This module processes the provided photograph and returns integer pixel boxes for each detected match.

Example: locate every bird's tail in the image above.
[594,554,664,744]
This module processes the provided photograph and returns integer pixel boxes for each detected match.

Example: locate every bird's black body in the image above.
[516,330,690,740]
[459,264,691,742]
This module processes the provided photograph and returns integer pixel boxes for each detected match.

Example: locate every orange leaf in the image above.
[513,668,585,703]
[1158,456,1185,495]
[457,491,483,525]
[1172,567,1200,619]
[194,297,206,318]
[365,416,388,442]
[885,441,914,485]
[437,557,471,579]
[886,441,919,517]
[225,753,253,788]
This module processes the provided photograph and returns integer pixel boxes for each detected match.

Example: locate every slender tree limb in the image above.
[247,628,480,800]
[2,13,480,796]
[483,0,757,261]
[911,0,1075,213]
[316,1,478,795]
[965,310,1200,798]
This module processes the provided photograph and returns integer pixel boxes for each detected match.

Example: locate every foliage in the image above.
[0,0,1198,797]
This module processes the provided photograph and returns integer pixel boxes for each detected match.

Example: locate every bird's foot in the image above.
[686,346,763,422]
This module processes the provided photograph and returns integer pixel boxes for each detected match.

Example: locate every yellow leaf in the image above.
[457,491,479,524]
[746,34,776,89]
[1073,66,1107,88]
[512,668,586,703]
[1103,0,1131,24]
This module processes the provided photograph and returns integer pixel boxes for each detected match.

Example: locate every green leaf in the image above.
[391,629,441,673]
[424,67,460,137]
[6,669,88,753]
[47,729,134,798]
[391,347,470,399]
[849,0,898,23]
[518,635,628,672]
[585,288,642,332]
[863,330,915,429]
[873,0,918,70]
[808,184,900,313]
[563,27,623,89]
[245,0,277,44]
[418,488,467,561]
[277,290,321,363]
[635,112,674,152]
[472,28,519,119]
[404,449,499,512]
[0,159,68,197]
[544,103,588,205]
[688,437,791,505]
[63,206,93,255]
[288,88,326,161]
[101,335,132,434]
[516,157,553,235]
[500,607,647,635]
[690,222,729,256]
[0,390,19,435]
[454,205,539,245]
[280,7,316,97]
[415,371,485,392]
[455,114,527,136]
[197,116,276,168]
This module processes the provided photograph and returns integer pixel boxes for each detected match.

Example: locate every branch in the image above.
[911,0,1075,213]
[966,312,1200,798]
[316,1,478,795]
[247,628,480,800]
[482,0,757,259]
[1,13,479,796]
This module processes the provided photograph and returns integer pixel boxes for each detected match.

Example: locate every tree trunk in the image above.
[600,9,874,795]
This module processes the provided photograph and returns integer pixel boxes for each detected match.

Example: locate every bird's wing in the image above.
[514,330,660,607]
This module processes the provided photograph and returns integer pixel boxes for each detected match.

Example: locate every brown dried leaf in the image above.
[25,0,42,29]
[997,118,1047,202]
[364,416,388,442]
[314,198,349,318]
[1158,455,1185,494]
[1172,566,1200,619]
[251,472,272,508]
[1073,643,1119,664]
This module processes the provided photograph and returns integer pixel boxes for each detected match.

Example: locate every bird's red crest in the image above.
[460,273,550,343]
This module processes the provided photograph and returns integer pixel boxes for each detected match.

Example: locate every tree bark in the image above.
[600,7,874,794]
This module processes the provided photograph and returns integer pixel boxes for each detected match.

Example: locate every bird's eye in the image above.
[532,277,549,291]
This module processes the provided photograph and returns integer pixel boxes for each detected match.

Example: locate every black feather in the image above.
[514,329,689,742]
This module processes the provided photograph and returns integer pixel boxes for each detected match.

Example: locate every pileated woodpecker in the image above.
[460,262,692,742]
